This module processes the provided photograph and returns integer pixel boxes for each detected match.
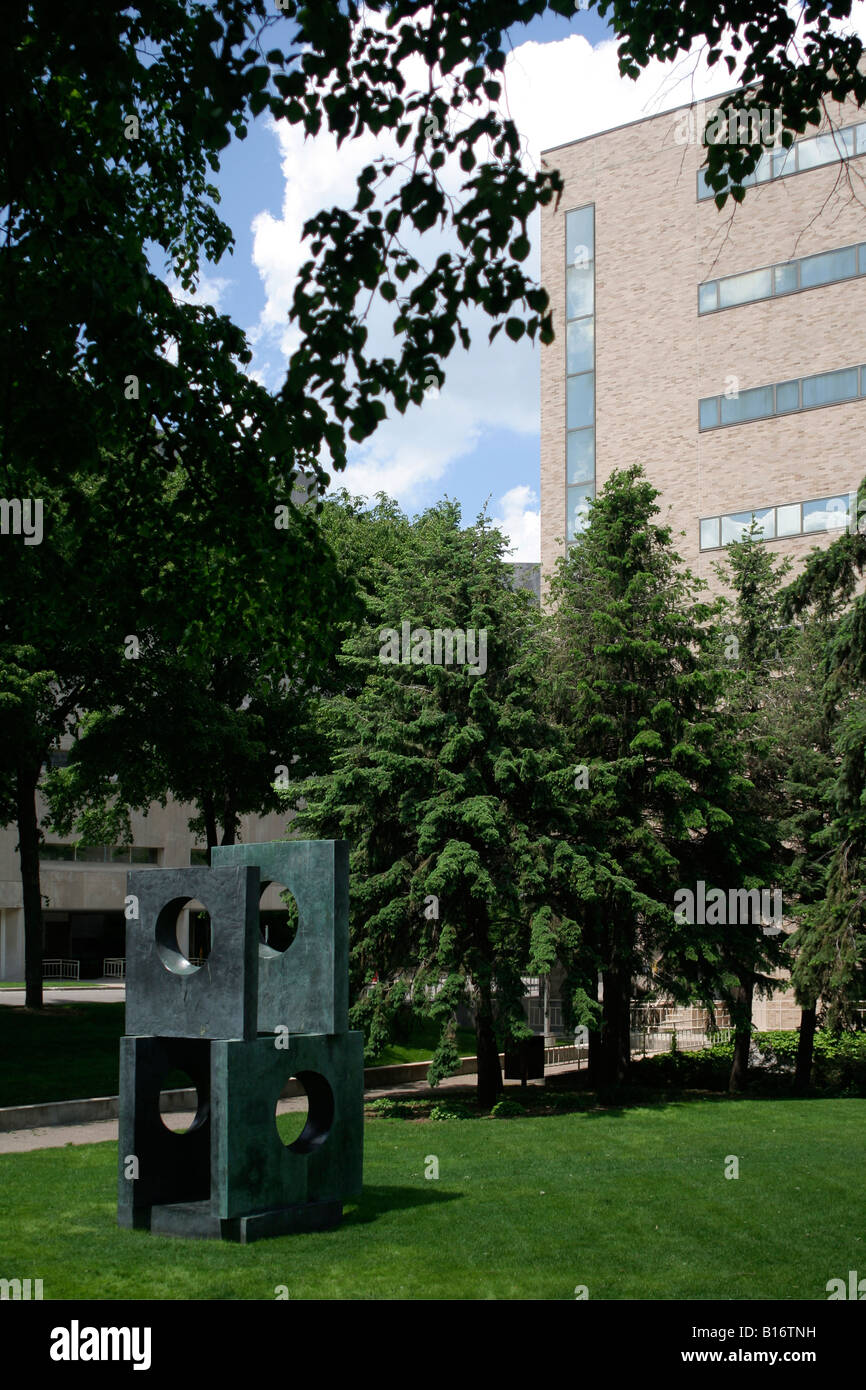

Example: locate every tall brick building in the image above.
[539,87,866,591]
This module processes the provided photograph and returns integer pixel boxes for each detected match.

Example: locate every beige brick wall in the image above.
[541,90,866,596]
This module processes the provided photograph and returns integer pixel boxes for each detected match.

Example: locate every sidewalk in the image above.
[0,1059,584,1155]
[0,985,125,1006]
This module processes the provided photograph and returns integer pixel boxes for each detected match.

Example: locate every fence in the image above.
[103,958,126,980]
[42,959,80,981]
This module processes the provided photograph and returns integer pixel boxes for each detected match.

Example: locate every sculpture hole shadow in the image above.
[158,1068,209,1135]
[259,880,299,958]
[155,896,211,975]
[276,1071,334,1154]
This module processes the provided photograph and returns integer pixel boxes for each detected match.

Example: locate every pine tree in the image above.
[293,497,576,1108]
[547,467,787,1088]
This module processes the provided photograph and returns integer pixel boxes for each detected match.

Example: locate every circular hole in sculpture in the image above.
[158,1069,206,1135]
[259,881,299,957]
[275,1071,334,1153]
[155,897,211,975]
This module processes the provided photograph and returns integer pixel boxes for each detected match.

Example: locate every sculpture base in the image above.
[144,1199,343,1243]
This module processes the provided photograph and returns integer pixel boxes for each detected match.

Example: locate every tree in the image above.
[782,499,866,1061]
[292,496,577,1108]
[710,529,834,1090]
[43,458,356,864]
[546,468,788,1088]
[6,0,859,1010]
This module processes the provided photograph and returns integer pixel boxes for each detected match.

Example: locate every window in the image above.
[565,207,594,265]
[700,492,857,549]
[718,267,772,309]
[699,240,865,314]
[774,262,797,295]
[775,380,799,413]
[567,483,594,541]
[800,245,857,288]
[39,843,159,864]
[566,265,594,318]
[801,367,858,409]
[719,385,773,426]
[698,117,865,200]
[565,205,595,547]
[566,316,594,375]
[567,428,595,484]
[721,511,754,544]
[701,363,865,430]
[803,495,851,532]
[699,517,720,550]
[567,372,594,429]
[776,503,800,537]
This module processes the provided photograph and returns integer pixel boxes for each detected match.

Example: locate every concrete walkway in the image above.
[0,985,125,1006]
[0,1061,582,1155]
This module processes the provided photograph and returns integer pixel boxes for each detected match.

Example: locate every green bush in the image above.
[429,1100,472,1121]
[489,1097,526,1118]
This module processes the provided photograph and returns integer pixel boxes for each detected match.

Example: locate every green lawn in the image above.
[0,1003,479,1106]
[0,1003,127,1107]
[0,1095,862,1299]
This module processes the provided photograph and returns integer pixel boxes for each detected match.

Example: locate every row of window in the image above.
[699,493,856,552]
[40,843,160,864]
[697,119,866,200]
[699,241,866,315]
[566,204,596,542]
[700,364,866,431]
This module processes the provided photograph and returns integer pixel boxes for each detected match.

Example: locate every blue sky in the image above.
[175,5,729,559]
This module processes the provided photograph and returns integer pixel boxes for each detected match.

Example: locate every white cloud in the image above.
[167,272,232,312]
[491,484,541,563]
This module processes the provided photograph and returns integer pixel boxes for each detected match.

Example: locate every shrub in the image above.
[489,1097,526,1118]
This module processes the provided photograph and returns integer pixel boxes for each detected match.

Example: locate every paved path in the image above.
[0,1063,580,1155]
[0,986,125,1006]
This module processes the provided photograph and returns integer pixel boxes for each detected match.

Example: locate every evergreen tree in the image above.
[712,528,835,1090]
[546,467,787,1088]
[783,510,866,1052]
[293,497,577,1108]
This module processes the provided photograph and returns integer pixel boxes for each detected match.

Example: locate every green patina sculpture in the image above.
[117,840,363,1243]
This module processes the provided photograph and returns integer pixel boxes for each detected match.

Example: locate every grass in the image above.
[0,1094,862,1299]
[0,1004,480,1106]
[368,1016,477,1067]
[0,1003,127,1107]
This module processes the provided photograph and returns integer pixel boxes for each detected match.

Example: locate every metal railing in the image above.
[103,958,126,980]
[42,958,80,981]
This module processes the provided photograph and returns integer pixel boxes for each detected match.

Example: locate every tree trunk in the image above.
[793,1002,817,1095]
[220,793,237,846]
[475,988,502,1110]
[728,980,754,1093]
[599,964,631,1088]
[202,792,218,866]
[17,759,43,1010]
[586,1026,602,1086]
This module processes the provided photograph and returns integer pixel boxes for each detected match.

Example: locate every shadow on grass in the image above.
[364,1081,864,1126]
[343,1183,461,1227]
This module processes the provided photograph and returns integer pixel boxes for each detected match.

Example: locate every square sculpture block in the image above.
[118,1035,212,1228]
[211,840,348,1035]
[212,1031,364,1220]
[124,865,260,1040]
